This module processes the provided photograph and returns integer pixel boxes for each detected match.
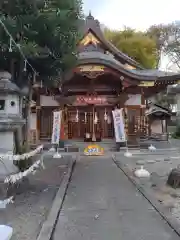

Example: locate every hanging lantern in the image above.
[75,109,79,122]
[84,112,87,123]
[94,112,98,124]
[104,109,108,121]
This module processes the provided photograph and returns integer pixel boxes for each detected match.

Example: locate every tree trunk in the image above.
[24,83,33,151]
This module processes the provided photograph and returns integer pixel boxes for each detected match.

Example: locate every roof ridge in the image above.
[81,14,143,69]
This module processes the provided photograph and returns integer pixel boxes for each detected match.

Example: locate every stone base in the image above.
[0,131,14,153]
[0,160,18,181]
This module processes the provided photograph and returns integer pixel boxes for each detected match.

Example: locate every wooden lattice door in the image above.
[40,107,57,140]
[68,107,93,139]
[127,108,141,136]
[97,107,114,139]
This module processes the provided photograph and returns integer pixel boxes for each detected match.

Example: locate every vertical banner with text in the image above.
[51,111,62,145]
[112,108,126,142]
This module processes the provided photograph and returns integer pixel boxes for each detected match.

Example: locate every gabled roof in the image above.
[78,13,143,69]
[76,51,180,81]
[145,103,171,116]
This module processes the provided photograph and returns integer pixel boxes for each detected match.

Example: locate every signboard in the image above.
[76,96,107,105]
[78,65,104,72]
[138,81,154,87]
[84,144,104,156]
[51,111,62,145]
[112,109,126,142]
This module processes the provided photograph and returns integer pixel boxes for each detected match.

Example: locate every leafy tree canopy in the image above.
[0,0,83,86]
[104,27,157,69]
[147,23,180,69]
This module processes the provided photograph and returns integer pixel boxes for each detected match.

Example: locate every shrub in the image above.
[14,143,33,171]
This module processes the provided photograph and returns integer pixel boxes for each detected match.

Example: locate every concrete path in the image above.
[53,156,179,240]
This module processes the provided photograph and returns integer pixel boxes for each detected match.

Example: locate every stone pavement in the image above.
[0,154,70,240]
[53,156,180,240]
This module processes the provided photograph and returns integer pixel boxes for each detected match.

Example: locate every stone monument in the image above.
[0,71,25,180]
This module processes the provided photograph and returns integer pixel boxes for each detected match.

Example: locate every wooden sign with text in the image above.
[78,65,104,72]
[76,96,107,105]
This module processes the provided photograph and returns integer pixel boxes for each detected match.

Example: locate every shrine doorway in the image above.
[67,106,114,140]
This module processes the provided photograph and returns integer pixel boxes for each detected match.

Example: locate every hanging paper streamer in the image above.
[0,196,14,209]
[9,38,12,52]
[75,109,79,123]
[84,112,87,123]
[23,60,27,72]
[0,145,43,161]
[104,109,108,121]
[94,112,98,124]
[4,160,45,184]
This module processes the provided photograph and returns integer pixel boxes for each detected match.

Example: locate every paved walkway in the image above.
[53,156,179,240]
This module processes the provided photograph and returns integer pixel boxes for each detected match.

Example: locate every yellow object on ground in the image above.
[84,144,104,156]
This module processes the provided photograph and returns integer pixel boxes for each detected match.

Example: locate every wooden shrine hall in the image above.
[30,13,180,143]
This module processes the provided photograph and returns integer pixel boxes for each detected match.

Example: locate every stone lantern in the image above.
[0,72,25,179]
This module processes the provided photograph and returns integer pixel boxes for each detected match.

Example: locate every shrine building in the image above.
[30,13,180,144]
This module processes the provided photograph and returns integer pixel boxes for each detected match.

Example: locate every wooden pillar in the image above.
[62,105,69,140]
[36,92,41,143]
[141,88,146,135]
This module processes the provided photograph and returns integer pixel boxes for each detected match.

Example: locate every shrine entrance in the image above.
[67,106,114,140]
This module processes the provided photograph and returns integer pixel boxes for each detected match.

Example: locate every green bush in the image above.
[172,125,180,139]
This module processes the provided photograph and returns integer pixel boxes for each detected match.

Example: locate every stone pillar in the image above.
[176,94,180,126]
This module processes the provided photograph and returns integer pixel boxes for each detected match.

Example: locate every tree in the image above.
[0,0,83,84]
[0,0,83,150]
[104,27,157,69]
[154,91,176,110]
[147,23,180,69]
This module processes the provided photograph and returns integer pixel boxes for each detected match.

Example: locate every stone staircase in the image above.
[32,137,175,153]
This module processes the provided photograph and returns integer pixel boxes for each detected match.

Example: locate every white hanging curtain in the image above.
[94,112,98,124]
[104,108,108,121]
[84,112,87,123]
[75,109,79,122]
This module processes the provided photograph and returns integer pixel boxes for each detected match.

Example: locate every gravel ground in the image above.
[114,149,180,223]
[0,153,71,240]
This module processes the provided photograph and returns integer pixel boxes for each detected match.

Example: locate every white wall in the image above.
[40,95,59,107]
[125,94,141,105]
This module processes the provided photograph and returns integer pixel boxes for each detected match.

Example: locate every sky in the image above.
[83,0,180,31]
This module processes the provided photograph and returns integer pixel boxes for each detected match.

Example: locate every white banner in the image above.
[112,109,126,142]
[51,111,62,144]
